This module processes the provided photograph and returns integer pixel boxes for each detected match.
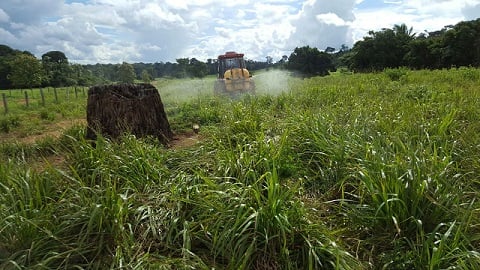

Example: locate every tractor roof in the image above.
[218,51,244,60]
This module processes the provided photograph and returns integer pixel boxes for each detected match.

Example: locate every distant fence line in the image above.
[1,86,87,114]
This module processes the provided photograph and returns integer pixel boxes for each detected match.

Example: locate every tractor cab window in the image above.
[225,58,241,69]
[218,55,246,78]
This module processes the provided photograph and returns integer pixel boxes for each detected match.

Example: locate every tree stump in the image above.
[86,83,173,145]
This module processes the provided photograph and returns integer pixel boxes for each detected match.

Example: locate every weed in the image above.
[0,115,20,133]
[384,67,408,81]
[39,109,56,121]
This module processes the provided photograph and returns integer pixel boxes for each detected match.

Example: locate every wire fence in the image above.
[1,86,88,114]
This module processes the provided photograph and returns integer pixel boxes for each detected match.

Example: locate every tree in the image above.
[441,19,480,67]
[287,46,335,77]
[325,47,336,53]
[349,24,415,71]
[71,63,95,86]
[404,36,440,69]
[188,58,208,78]
[0,44,18,89]
[118,62,136,83]
[141,69,152,83]
[266,56,273,65]
[41,50,73,87]
[339,44,350,52]
[175,58,189,78]
[8,53,43,89]
[206,58,216,75]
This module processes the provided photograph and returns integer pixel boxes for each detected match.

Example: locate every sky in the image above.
[1,0,479,64]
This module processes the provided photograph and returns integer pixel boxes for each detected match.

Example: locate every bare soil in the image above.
[0,119,86,144]
[169,131,203,149]
[1,118,203,149]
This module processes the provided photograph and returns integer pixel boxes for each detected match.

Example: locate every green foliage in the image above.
[8,53,43,88]
[0,45,26,89]
[167,96,223,131]
[188,58,208,78]
[287,46,336,77]
[350,19,480,71]
[442,19,480,67]
[0,115,20,133]
[118,62,136,83]
[141,69,152,83]
[384,67,409,81]
[350,24,415,71]
[193,169,357,269]
[41,50,74,87]
[39,109,56,121]
[174,58,209,78]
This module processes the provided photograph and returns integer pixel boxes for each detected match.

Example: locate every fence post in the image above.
[54,87,58,103]
[66,87,70,101]
[74,86,78,99]
[40,88,45,106]
[2,93,8,114]
[24,91,29,107]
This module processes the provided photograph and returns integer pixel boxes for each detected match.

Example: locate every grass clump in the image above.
[384,67,409,81]
[191,169,358,269]
[39,109,56,121]
[0,115,20,133]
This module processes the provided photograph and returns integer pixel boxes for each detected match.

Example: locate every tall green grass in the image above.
[1,68,480,268]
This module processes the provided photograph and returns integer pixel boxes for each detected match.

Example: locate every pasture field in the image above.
[1,68,480,269]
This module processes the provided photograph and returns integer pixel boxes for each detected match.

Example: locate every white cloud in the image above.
[351,0,480,43]
[316,13,350,26]
[0,0,478,64]
[384,0,402,4]
[133,3,185,28]
[0,8,9,23]
[165,0,189,10]
[289,0,356,51]
[0,27,17,44]
[463,1,480,20]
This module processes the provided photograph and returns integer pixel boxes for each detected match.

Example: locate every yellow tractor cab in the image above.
[214,51,255,96]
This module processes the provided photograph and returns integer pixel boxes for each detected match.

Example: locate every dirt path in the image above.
[0,119,86,144]
[1,118,204,150]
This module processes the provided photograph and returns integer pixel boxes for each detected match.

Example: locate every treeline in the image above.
[82,58,271,82]
[0,46,271,90]
[342,18,480,71]
[1,18,479,89]
[0,48,97,89]
[282,18,480,76]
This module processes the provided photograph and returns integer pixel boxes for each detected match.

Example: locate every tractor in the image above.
[214,51,255,96]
